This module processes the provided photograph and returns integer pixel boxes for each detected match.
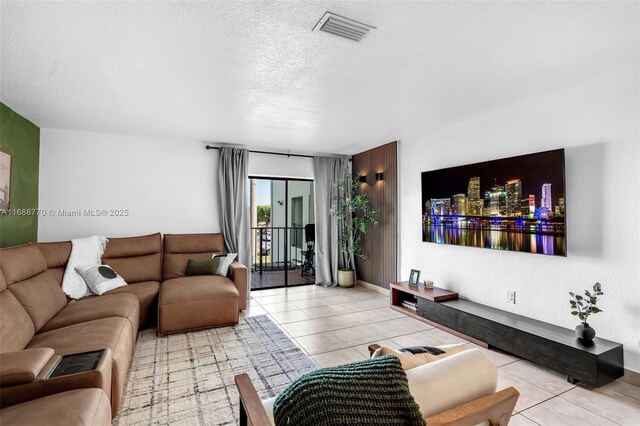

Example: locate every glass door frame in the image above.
[250,176,314,289]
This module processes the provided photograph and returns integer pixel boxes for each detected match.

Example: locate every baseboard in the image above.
[621,368,640,387]
[357,280,390,296]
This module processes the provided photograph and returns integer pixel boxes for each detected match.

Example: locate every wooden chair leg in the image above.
[239,399,248,426]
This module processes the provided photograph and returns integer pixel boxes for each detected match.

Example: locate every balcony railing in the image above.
[251,226,306,274]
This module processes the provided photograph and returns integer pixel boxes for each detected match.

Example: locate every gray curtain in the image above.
[218,147,251,297]
[313,155,350,287]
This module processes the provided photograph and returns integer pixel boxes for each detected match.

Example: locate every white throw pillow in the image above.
[211,253,237,276]
[75,265,127,295]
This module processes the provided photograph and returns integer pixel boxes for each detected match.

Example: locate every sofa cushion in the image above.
[32,241,72,286]
[160,276,238,304]
[104,253,162,283]
[27,317,135,416]
[39,293,139,335]
[0,245,47,285]
[103,232,161,258]
[162,233,225,280]
[102,233,162,283]
[406,348,497,418]
[104,281,159,328]
[0,388,111,426]
[163,233,225,254]
[158,276,238,334]
[0,290,35,353]
[8,271,69,331]
[32,241,72,269]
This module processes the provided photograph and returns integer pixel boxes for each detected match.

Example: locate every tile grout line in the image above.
[555,385,628,426]
[516,384,625,426]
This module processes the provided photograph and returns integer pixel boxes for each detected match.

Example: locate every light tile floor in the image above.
[242,284,640,426]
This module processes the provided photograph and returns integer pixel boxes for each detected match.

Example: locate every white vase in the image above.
[338,270,355,288]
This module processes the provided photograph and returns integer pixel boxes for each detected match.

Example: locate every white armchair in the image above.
[235,345,519,426]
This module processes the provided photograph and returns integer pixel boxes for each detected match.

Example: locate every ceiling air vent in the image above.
[313,12,376,42]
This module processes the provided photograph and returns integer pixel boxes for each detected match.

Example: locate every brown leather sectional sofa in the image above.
[0,232,247,425]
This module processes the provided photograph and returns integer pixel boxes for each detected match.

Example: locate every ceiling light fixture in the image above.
[313,12,376,43]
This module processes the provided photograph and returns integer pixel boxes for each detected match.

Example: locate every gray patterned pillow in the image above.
[75,265,127,295]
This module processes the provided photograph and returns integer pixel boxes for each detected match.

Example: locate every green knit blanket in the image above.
[273,355,426,426]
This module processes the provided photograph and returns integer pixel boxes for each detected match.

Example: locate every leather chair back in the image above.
[102,233,162,284]
[162,233,225,280]
[31,241,71,286]
[0,245,67,333]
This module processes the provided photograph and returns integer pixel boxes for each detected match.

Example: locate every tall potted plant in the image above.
[330,173,378,287]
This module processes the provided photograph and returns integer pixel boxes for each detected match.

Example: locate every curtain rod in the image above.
[205,145,351,161]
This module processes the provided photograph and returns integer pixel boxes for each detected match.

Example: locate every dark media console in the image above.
[390,282,623,387]
[418,298,623,387]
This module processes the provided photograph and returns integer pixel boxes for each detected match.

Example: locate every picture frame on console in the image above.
[408,269,421,286]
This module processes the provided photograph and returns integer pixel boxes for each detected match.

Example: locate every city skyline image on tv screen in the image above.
[421,149,566,256]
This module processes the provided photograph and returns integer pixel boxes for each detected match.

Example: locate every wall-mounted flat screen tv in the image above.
[422,149,566,256]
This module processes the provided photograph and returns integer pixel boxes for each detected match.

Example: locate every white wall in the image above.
[248,152,313,179]
[400,68,640,372]
[38,129,220,240]
[38,132,316,242]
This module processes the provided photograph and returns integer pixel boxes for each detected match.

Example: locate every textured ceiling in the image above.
[1,1,637,154]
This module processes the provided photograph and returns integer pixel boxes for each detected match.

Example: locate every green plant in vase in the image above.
[330,172,378,287]
[569,282,603,342]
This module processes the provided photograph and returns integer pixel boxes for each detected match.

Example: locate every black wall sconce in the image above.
[375,172,384,182]
[359,175,367,184]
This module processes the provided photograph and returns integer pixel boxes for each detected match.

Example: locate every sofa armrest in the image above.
[0,349,112,409]
[0,348,55,387]
[228,261,247,310]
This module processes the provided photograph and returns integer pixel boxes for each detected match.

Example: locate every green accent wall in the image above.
[0,103,40,247]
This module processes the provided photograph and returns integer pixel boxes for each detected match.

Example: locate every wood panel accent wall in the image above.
[352,141,397,289]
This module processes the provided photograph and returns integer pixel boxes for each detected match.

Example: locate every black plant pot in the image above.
[575,322,596,341]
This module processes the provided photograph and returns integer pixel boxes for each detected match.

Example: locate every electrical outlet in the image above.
[506,291,516,304]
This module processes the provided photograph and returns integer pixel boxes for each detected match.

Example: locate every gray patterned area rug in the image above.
[114,315,318,425]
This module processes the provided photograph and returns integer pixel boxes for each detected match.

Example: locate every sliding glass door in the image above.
[250,177,315,290]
